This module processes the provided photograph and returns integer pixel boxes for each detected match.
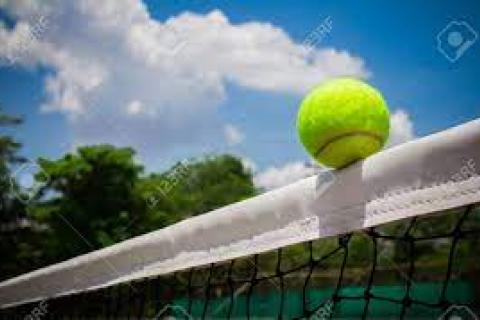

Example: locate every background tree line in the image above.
[0,108,478,285]
[0,108,257,280]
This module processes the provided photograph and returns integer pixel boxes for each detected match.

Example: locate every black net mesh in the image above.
[2,204,479,319]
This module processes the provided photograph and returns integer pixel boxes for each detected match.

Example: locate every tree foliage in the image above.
[29,145,144,261]
[138,155,257,229]
[0,108,40,279]
[0,107,478,286]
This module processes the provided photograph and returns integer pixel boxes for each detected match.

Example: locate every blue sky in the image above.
[0,0,479,189]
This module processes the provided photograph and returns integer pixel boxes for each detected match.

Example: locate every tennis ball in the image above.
[297,78,390,169]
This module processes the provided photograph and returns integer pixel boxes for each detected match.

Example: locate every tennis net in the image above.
[1,119,480,319]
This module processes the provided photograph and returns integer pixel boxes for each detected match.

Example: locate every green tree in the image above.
[0,108,43,280]
[0,108,24,216]
[30,145,145,262]
[137,154,257,231]
[29,149,257,265]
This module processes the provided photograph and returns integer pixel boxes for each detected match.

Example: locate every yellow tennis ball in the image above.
[297,78,390,169]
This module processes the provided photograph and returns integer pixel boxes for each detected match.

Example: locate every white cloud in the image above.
[224,124,244,146]
[0,0,369,165]
[254,161,317,190]
[388,109,416,147]
[125,100,144,116]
